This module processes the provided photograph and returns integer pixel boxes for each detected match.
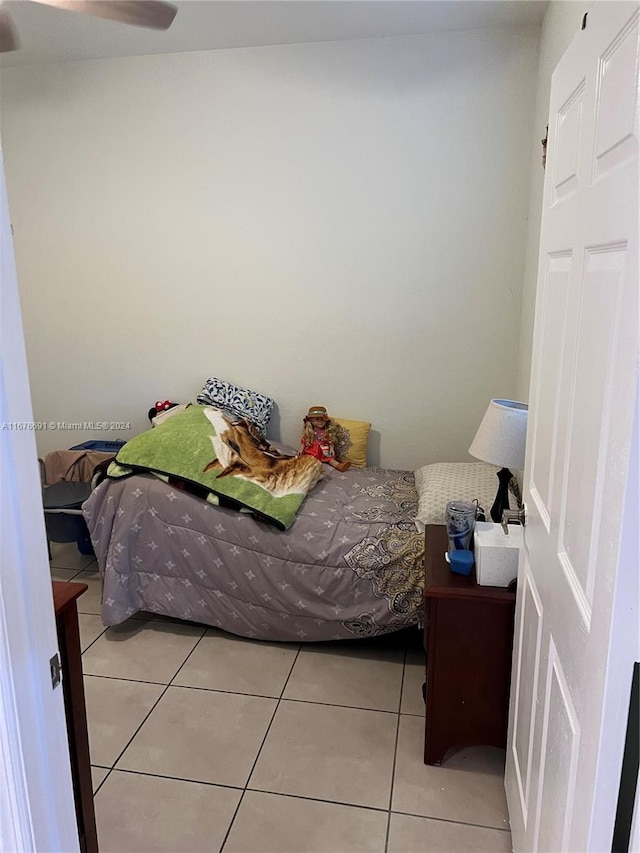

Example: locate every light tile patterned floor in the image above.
[52,542,512,853]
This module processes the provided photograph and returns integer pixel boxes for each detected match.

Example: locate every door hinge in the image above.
[50,653,61,689]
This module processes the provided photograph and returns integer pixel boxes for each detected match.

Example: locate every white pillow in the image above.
[413,462,505,532]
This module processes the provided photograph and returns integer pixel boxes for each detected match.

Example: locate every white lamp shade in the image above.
[469,399,528,470]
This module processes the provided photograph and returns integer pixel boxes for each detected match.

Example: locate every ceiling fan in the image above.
[0,0,178,53]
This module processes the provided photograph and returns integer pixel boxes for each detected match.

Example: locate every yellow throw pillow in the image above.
[332,417,371,467]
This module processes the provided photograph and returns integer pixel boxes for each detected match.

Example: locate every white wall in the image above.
[0,27,539,469]
[516,1,588,402]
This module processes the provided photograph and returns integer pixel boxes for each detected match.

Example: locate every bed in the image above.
[82,384,503,643]
[84,463,425,642]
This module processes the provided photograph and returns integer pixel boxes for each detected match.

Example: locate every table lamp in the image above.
[468,399,528,523]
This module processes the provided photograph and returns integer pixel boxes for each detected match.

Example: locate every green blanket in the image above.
[109,405,323,530]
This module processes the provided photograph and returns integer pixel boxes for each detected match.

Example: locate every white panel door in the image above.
[505,4,639,851]
[0,150,79,850]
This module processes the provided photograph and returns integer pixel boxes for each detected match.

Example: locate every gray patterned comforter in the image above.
[83,466,425,642]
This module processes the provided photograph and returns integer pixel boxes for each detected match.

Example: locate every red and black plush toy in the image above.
[147,400,179,422]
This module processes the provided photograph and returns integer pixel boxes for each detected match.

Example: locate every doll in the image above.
[300,406,351,472]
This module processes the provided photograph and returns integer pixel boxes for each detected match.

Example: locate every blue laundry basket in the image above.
[69,439,126,453]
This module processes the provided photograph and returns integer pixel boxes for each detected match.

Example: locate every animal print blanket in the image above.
[109,405,323,529]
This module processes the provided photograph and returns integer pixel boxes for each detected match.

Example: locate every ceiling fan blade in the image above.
[32,0,177,31]
[0,9,19,52]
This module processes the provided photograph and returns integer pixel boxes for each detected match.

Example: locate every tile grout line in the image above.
[50,560,98,578]
[52,559,107,653]
[92,680,170,779]
[84,669,422,713]
[384,642,408,853]
[167,625,211,687]
[89,623,209,788]
[218,642,303,852]
[92,763,512,835]
[386,807,513,834]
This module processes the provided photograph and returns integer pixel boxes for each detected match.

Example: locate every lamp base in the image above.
[490,467,513,524]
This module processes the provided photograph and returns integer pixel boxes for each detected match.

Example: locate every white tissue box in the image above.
[474,522,522,587]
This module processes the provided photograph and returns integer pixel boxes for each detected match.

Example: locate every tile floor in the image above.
[51,542,513,853]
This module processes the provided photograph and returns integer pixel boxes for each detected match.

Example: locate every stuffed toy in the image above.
[300,405,351,472]
[147,400,179,422]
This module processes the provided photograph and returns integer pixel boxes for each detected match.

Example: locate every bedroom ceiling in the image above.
[0,0,548,68]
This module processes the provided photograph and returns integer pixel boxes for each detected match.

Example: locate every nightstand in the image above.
[423,524,516,765]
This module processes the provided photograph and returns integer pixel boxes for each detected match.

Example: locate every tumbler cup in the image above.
[445,500,477,552]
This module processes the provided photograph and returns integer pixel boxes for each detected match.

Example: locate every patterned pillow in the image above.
[332,417,371,467]
[197,378,275,435]
[413,462,506,532]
